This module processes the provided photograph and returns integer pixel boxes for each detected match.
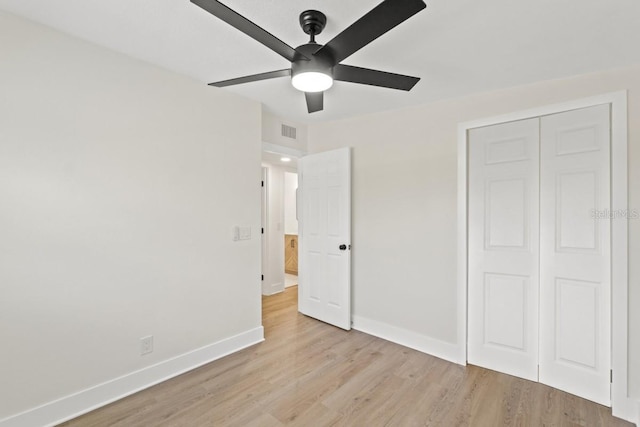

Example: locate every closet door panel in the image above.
[539,104,611,405]
[468,118,540,381]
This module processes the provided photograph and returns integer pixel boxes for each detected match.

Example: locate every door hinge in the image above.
[261,180,264,187]
[610,369,613,383]
[261,274,264,281]
[261,228,264,234]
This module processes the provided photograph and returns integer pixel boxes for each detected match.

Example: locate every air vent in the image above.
[281,124,297,140]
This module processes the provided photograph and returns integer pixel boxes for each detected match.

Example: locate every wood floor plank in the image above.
[60,286,632,427]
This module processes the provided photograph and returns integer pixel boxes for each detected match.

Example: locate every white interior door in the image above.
[468,118,540,381]
[298,147,351,330]
[539,104,611,405]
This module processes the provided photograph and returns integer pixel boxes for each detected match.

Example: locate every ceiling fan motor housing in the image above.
[292,43,335,78]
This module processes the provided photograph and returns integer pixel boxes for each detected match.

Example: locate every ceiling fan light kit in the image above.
[291,71,333,93]
[291,11,333,93]
[191,0,426,113]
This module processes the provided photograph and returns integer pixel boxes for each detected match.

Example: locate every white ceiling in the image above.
[2,0,639,124]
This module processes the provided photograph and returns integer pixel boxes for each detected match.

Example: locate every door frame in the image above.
[457,91,632,420]
[261,142,306,296]
[261,166,269,294]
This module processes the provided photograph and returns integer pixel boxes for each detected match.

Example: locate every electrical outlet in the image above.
[140,335,153,355]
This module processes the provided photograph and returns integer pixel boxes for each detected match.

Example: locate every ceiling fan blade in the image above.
[315,0,425,65]
[191,0,302,62]
[305,92,324,113]
[209,69,291,87]
[333,64,419,91]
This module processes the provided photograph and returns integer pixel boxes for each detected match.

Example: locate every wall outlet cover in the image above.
[140,335,153,355]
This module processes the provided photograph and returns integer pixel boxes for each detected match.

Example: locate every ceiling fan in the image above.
[190,0,427,113]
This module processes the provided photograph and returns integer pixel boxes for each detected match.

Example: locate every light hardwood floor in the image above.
[60,287,631,426]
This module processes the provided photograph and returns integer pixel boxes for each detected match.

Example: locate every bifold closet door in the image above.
[468,104,612,405]
[468,118,540,381]
[539,105,611,405]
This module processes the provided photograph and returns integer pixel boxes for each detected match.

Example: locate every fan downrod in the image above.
[299,10,326,42]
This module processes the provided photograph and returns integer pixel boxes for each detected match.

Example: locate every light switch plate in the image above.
[239,226,251,240]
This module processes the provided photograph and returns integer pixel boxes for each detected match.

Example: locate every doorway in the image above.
[261,150,299,297]
[262,147,353,331]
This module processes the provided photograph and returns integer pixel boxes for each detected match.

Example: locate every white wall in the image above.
[308,65,640,401]
[262,110,308,152]
[0,11,262,424]
[284,172,298,235]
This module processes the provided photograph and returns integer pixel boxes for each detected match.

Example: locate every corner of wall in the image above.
[262,281,284,296]
[351,315,462,365]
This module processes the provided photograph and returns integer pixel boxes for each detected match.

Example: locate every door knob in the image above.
[339,244,347,250]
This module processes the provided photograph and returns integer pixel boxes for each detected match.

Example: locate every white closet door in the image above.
[468,118,540,381]
[539,105,611,405]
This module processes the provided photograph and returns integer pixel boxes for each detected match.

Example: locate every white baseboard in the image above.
[352,315,462,365]
[616,400,640,426]
[0,327,264,427]
[611,390,639,425]
[628,399,640,426]
[262,281,284,295]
